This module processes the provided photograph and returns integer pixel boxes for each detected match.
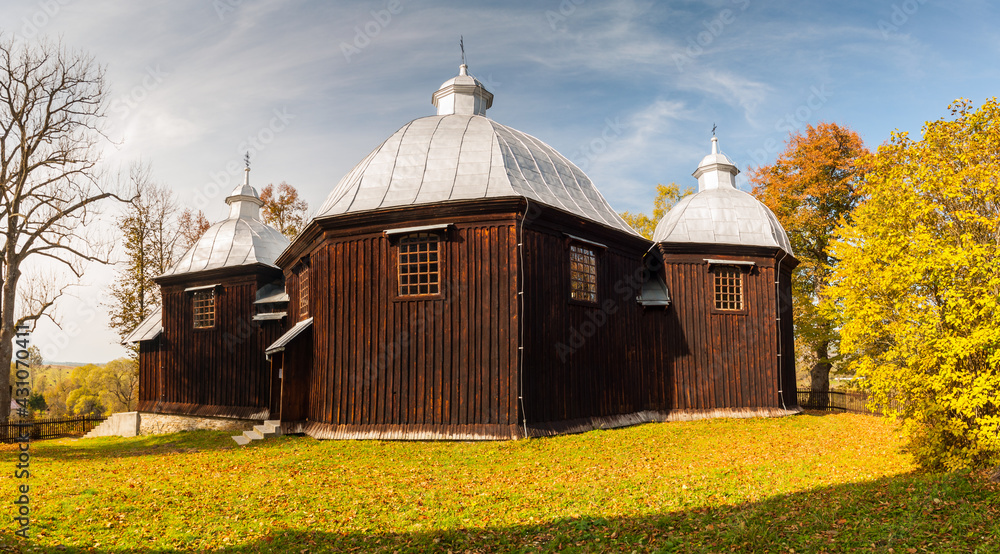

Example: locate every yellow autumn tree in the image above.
[749,123,869,405]
[830,98,1000,469]
[620,182,693,239]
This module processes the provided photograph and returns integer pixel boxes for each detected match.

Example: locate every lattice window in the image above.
[398,233,440,296]
[192,290,216,328]
[299,266,309,316]
[714,266,743,311]
[570,245,597,303]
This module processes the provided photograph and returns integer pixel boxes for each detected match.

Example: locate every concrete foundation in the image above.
[83,412,259,438]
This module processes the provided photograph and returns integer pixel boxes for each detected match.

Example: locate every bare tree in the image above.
[0,37,125,420]
[106,162,179,353]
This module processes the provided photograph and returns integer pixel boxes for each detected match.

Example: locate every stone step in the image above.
[244,429,264,441]
[254,424,281,438]
[261,420,282,434]
[231,420,282,445]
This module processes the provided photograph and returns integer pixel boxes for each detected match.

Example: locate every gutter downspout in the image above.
[517,198,530,438]
[775,250,789,411]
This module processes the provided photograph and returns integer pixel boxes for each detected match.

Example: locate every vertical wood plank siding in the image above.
[139,198,797,435]
[520,227,672,425]
[658,248,793,411]
[136,337,162,406]
[302,218,520,428]
[778,262,798,408]
[139,270,284,416]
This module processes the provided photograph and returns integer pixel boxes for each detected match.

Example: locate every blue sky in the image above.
[4,0,997,362]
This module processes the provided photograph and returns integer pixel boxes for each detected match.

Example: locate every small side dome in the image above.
[652,136,793,255]
[162,166,290,277]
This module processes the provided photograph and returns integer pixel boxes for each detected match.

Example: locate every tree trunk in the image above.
[807,341,832,409]
[0,265,20,421]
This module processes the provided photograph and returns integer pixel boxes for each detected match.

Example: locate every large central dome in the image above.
[314,65,638,236]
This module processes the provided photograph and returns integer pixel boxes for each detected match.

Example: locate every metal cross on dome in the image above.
[244,152,250,169]
[712,123,717,137]
[460,36,465,66]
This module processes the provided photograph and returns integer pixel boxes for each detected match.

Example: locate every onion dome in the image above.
[652,136,793,254]
[162,166,290,277]
[313,64,638,237]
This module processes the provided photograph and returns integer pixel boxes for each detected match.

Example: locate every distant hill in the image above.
[42,361,90,368]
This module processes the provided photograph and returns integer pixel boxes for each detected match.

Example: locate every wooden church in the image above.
[125,63,799,441]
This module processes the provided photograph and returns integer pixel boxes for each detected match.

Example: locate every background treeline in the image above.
[9,346,136,418]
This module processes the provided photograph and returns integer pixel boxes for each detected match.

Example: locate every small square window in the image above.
[193,290,216,328]
[398,233,440,296]
[714,266,743,311]
[570,245,597,303]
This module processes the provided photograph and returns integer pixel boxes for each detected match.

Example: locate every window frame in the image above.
[191,289,217,329]
[707,262,750,315]
[568,240,601,306]
[394,232,445,300]
[297,260,310,317]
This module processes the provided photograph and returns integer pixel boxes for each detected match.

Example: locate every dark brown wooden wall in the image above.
[139,270,285,415]
[294,215,520,428]
[778,259,797,409]
[519,224,673,425]
[658,247,793,411]
[137,337,162,407]
[281,329,313,421]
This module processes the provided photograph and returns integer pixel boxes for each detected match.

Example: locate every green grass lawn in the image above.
[1,413,997,553]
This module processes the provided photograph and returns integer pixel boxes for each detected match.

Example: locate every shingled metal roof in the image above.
[266,317,313,355]
[653,137,793,255]
[122,306,162,344]
[161,169,290,278]
[652,188,793,253]
[313,65,640,237]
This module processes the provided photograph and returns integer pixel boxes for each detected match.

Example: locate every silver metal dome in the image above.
[162,168,290,277]
[314,114,638,236]
[314,64,639,237]
[652,137,793,255]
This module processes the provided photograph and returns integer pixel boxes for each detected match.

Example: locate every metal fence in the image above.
[797,389,903,415]
[0,415,106,443]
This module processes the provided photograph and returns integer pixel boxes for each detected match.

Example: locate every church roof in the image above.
[653,137,793,255]
[122,306,162,344]
[313,65,639,237]
[161,167,290,278]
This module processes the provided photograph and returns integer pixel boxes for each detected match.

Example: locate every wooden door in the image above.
[279,329,312,422]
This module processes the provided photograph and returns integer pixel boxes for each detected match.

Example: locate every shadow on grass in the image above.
[4,470,998,554]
